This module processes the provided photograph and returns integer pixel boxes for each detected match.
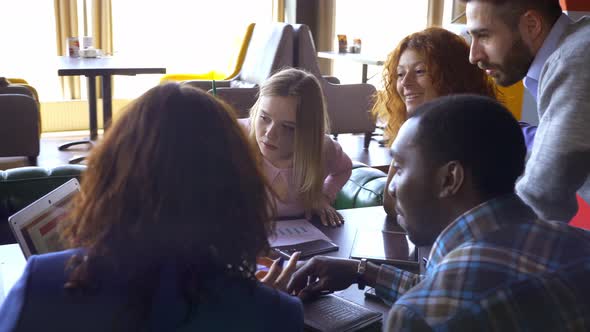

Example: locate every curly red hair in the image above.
[372,27,498,145]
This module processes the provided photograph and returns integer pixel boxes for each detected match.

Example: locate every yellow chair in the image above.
[160,23,255,83]
[497,82,524,120]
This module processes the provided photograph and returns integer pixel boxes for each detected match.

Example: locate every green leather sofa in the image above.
[0,162,386,245]
[334,161,387,210]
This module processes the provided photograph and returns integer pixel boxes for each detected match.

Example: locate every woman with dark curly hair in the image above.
[0,83,303,332]
[373,27,498,216]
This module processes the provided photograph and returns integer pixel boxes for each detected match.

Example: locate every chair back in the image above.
[213,87,258,118]
[0,94,40,159]
[292,24,323,78]
[236,23,294,87]
[0,82,35,99]
[292,24,376,137]
[1,78,42,133]
[223,23,256,80]
[160,23,256,83]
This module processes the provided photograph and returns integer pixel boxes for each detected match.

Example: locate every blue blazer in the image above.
[0,249,303,332]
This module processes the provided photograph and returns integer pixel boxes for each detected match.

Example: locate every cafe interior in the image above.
[1,0,590,328]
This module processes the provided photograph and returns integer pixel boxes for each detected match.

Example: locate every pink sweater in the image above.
[239,119,353,217]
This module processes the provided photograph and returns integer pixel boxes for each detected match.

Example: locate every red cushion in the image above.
[569,195,590,230]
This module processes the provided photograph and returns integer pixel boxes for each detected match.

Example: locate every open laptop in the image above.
[350,229,419,267]
[7,178,80,258]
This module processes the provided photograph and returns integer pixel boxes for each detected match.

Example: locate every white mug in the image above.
[81,36,93,49]
[79,47,102,58]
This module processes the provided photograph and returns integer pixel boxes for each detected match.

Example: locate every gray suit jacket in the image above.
[516,16,590,222]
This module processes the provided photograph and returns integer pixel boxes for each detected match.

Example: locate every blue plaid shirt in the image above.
[374,194,590,331]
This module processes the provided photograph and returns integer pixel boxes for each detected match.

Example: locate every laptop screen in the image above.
[9,179,80,258]
[350,230,418,266]
[19,190,76,256]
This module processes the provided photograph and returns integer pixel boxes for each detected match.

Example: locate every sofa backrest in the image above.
[335,162,387,210]
[0,165,86,244]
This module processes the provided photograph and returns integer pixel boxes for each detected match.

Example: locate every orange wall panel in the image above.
[560,0,590,11]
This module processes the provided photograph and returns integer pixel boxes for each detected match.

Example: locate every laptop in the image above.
[7,178,80,258]
[350,229,419,267]
[303,294,382,332]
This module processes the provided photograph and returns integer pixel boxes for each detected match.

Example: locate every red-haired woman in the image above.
[372,27,498,216]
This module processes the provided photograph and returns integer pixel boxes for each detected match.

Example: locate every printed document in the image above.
[269,219,330,247]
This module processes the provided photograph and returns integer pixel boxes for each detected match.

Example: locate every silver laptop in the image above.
[7,178,80,258]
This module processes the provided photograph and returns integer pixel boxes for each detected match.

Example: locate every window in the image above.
[0,1,61,101]
[333,0,429,87]
[111,0,273,98]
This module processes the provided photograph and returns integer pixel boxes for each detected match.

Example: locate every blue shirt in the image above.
[523,14,572,100]
[520,14,572,152]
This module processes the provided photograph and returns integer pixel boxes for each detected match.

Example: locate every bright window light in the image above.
[0,1,61,101]
[111,0,272,99]
[333,0,429,88]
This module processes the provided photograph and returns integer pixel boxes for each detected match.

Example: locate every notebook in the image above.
[269,219,339,259]
[273,239,339,259]
[350,230,418,267]
[303,294,382,332]
[8,179,80,258]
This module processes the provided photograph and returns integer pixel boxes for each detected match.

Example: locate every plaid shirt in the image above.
[374,194,590,331]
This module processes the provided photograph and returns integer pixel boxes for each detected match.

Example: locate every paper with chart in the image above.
[269,219,330,247]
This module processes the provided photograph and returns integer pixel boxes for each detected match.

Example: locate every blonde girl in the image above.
[243,68,352,226]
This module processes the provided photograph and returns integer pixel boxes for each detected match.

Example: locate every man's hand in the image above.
[286,256,359,300]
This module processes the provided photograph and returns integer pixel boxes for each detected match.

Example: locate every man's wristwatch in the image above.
[356,258,368,290]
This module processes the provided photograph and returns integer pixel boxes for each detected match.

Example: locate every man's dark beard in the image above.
[480,35,534,87]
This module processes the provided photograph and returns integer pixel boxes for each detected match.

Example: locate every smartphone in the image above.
[364,287,384,303]
[273,239,339,259]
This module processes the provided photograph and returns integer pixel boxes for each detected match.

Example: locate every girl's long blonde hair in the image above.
[249,68,330,212]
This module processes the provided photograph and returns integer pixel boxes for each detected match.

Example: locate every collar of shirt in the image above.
[425,194,536,273]
[523,14,573,100]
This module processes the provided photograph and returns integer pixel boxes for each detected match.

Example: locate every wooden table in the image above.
[57,56,166,144]
[317,51,385,83]
[0,206,426,321]
[0,243,25,306]
[306,206,426,316]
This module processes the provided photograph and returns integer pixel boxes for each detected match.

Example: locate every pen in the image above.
[212,80,217,96]
[381,230,406,235]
